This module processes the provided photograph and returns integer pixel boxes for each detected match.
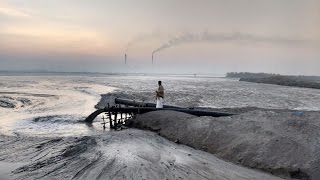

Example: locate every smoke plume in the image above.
[125,34,146,53]
[152,32,315,55]
[125,31,168,53]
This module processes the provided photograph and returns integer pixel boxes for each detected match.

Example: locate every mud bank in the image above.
[226,72,320,90]
[0,129,282,180]
[130,110,320,180]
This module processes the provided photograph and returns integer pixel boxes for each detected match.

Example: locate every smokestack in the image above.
[152,54,154,64]
[125,54,127,64]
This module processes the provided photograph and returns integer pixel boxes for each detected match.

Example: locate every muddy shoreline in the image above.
[0,91,289,180]
[1,76,320,180]
[0,129,283,180]
[98,92,320,180]
[226,72,320,90]
[129,110,320,180]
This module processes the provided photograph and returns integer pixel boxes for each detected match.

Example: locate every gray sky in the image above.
[0,0,319,75]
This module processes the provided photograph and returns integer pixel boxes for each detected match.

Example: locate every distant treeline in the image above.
[226,72,320,89]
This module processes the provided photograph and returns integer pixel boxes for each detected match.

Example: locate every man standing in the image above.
[156,81,164,108]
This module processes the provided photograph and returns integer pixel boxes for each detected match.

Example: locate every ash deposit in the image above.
[1,74,320,179]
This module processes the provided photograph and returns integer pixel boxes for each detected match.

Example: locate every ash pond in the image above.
[2,74,320,179]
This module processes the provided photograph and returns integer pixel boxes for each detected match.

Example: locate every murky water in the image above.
[1,73,320,137]
[0,75,116,136]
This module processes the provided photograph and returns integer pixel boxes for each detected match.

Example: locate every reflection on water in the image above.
[1,74,320,137]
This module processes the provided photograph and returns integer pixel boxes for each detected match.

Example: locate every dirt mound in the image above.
[0,130,282,180]
[130,110,320,180]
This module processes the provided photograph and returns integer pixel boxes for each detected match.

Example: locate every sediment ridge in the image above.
[129,110,320,180]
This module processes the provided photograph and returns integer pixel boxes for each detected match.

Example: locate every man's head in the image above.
[158,81,162,86]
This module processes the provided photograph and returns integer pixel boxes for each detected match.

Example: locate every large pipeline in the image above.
[85,106,235,123]
[114,98,182,108]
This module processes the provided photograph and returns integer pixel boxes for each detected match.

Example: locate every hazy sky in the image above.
[0,0,319,75]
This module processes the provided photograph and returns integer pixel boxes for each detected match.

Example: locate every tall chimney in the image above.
[125,54,127,64]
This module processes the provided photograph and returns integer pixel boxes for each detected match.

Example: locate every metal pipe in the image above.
[115,98,182,109]
[85,107,235,123]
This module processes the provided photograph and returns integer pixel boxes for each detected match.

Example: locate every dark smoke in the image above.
[152,32,315,55]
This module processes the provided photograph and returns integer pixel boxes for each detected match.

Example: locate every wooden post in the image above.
[119,105,123,124]
[101,116,106,129]
[114,112,118,128]
[108,103,113,129]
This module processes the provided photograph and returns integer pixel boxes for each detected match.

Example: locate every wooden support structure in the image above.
[84,98,236,129]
